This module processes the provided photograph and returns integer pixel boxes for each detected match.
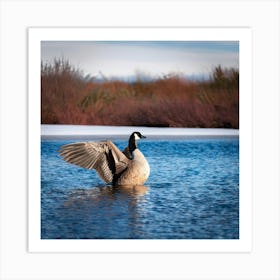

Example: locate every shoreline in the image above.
[41,125,239,139]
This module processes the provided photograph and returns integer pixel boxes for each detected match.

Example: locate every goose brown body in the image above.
[59,132,150,186]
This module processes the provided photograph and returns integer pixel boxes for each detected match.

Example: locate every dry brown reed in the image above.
[41,59,239,128]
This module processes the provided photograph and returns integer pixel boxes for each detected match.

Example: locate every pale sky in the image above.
[41,41,239,79]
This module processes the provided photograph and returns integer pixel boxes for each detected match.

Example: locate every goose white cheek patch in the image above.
[134,133,140,140]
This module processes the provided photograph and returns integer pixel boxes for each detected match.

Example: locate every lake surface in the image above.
[41,136,239,239]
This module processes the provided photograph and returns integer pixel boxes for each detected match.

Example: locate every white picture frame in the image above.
[28,27,252,253]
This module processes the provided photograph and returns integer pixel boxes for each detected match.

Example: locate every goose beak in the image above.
[141,135,147,139]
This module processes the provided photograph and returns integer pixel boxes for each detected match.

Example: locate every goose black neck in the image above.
[129,135,137,152]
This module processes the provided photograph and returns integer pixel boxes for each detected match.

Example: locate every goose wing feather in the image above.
[59,141,129,183]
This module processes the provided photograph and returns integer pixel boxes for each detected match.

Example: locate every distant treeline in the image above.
[41,59,239,128]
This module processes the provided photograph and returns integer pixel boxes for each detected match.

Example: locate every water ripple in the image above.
[41,137,239,239]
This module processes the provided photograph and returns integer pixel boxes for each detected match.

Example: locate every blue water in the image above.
[41,136,239,239]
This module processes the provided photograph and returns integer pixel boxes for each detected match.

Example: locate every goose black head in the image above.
[129,132,146,152]
[132,131,146,140]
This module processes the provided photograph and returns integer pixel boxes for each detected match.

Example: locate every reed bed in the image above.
[41,59,239,128]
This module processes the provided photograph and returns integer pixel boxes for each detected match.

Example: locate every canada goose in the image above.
[59,132,150,186]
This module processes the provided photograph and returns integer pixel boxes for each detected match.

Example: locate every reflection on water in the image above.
[41,136,239,239]
[64,185,148,207]
[49,185,150,239]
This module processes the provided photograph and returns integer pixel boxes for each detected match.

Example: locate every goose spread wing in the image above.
[59,141,129,183]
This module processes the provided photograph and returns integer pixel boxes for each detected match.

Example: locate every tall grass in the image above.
[41,59,239,128]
